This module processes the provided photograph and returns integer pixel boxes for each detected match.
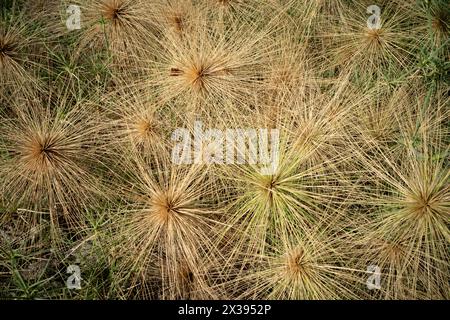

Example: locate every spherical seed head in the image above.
[0,37,15,56]
[398,160,449,221]
[135,118,154,138]
[285,247,307,279]
[382,240,404,263]
[257,174,279,198]
[100,0,126,25]
[185,62,208,91]
[69,0,156,57]
[405,188,440,218]
[264,176,277,191]
[252,174,279,206]
[326,3,415,77]
[21,133,63,172]
[431,8,449,35]
[126,113,164,152]
[169,14,184,33]
[0,32,19,67]
[0,99,103,233]
[159,1,196,35]
[149,191,179,225]
[170,58,232,93]
[365,28,384,45]
[274,68,294,84]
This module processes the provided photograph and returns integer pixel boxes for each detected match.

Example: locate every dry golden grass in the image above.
[223,226,366,300]
[322,1,416,78]
[345,87,449,299]
[127,7,284,120]
[0,92,106,239]
[110,150,224,299]
[0,0,448,300]
[0,10,46,99]
[101,88,172,158]
[55,0,158,62]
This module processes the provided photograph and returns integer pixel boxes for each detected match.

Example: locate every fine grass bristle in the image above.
[226,228,366,300]
[348,88,449,299]
[0,10,46,98]
[323,1,416,79]
[0,0,448,301]
[111,150,223,299]
[0,93,106,238]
